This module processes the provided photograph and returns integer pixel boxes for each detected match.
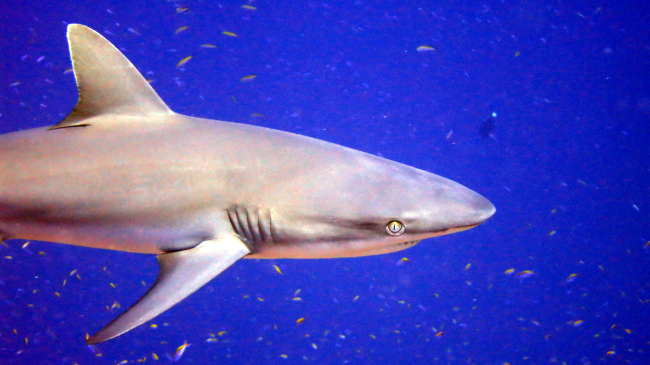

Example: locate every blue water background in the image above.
[1,0,649,363]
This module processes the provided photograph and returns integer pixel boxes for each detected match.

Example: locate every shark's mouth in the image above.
[395,240,421,248]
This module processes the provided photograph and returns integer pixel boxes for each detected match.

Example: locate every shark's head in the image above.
[244,150,495,259]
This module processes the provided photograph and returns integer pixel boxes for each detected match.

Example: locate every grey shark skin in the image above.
[0,24,495,344]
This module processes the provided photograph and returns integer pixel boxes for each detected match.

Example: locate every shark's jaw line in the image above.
[0,24,495,344]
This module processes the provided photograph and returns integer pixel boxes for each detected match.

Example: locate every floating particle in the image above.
[173,341,191,361]
[294,289,301,296]
[353,295,359,301]
[200,44,217,48]
[257,297,264,302]
[446,130,453,139]
[273,264,282,274]
[514,51,521,57]
[242,5,257,10]
[369,334,376,339]
[464,263,471,270]
[417,45,435,52]
[176,7,189,13]
[280,354,288,358]
[70,269,78,276]
[548,230,556,236]
[240,75,257,82]
[222,31,237,37]
[175,26,189,35]
[176,55,193,68]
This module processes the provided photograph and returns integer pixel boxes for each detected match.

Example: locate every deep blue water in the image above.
[1,1,649,364]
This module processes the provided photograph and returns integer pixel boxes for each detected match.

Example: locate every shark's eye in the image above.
[386,220,405,236]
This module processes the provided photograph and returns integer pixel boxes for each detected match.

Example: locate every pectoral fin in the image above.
[87,235,250,344]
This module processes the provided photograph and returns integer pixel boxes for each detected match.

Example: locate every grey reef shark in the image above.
[0,24,495,344]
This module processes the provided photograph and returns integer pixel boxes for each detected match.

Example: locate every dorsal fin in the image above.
[50,24,172,130]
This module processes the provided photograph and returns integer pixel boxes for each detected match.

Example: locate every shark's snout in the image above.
[468,193,496,224]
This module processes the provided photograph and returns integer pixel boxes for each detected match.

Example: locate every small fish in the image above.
[479,116,495,139]
[200,44,217,48]
[296,317,305,324]
[175,26,189,35]
[22,241,30,249]
[514,51,521,57]
[573,320,583,326]
[176,55,193,68]
[504,268,515,274]
[176,7,189,13]
[446,130,453,139]
[464,263,471,271]
[280,354,288,358]
[241,5,257,10]
[565,273,578,283]
[240,75,257,82]
[515,270,534,279]
[273,264,282,274]
[435,331,443,337]
[152,353,159,360]
[206,337,218,343]
[416,45,435,52]
[353,295,359,301]
[173,341,191,361]
[222,31,237,37]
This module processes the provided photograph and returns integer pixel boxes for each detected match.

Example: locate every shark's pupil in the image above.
[386,220,405,236]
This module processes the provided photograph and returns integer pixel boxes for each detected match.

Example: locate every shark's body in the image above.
[0,25,495,344]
